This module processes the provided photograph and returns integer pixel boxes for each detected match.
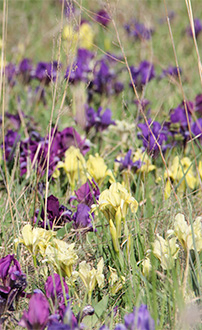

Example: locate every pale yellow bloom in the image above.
[174,213,202,252]
[56,146,87,190]
[108,266,125,295]
[14,224,55,256]
[96,182,138,221]
[142,257,152,278]
[164,156,196,199]
[79,23,94,49]
[133,149,156,174]
[152,234,179,270]
[75,258,104,300]
[45,239,78,278]
[87,153,115,185]
[63,23,94,50]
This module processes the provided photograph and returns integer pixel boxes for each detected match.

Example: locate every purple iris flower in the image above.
[160,66,181,79]
[72,203,93,230]
[45,274,69,319]
[19,291,50,330]
[85,106,115,133]
[125,20,153,40]
[74,179,100,207]
[91,59,114,95]
[130,61,155,90]
[18,58,33,83]
[170,102,193,128]
[138,119,168,155]
[35,194,72,229]
[0,255,27,316]
[95,9,111,26]
[186,18,202,38]
[19,126,90,177]
[124,305,155,330]
[191,118,202,141]
[5,63,17,87]
[57,127,90,155]
[34,61,59,85]
[47,304,78,330]
[64,48,94,83]
[116,149,142,172]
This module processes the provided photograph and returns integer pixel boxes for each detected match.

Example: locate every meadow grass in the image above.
[1,0,202,329]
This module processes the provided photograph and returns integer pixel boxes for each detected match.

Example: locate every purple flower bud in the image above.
[125,20,153,40]
[160,66,181,79]
[18,58,33,84]
[19,291,50,330]
[130,61,155,90]
[116,149,142,172]
[74,179,100,207]
[86,106,115,133]
[34,61,59,85]
[95,10,111,26]
[5,63,17,87]
[124,305,155,330]
[45,274,69,319]
[64,48,94,84]
[0,255,21,286]
[186,18,202,39]
[138,119,167,155]
[73,203,93,230]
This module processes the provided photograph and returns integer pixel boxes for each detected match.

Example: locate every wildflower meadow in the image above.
[1,0,202,329]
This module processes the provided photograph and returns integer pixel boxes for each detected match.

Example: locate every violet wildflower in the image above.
[45,273,69,319]
[35,194,72,229]
[95,9,111,26]
[85,106,115,133]
[125,20,153,40]
[74,179,100,207]
[5,63,17,87]
[0,255,27,316]
[64,48,94,84]
[18,58,33,84]
[166,101,194,146]
[191,118,202,141]
[34,61,59,85]
[123,304,155,330]
[72,203,93,230]
[186,18,202,39]
[138,119,168,156]
[19,291,50,330]
[130,61,155,90]
[116,149,142,172]
[47,304,78,330]
[160,66,181,79]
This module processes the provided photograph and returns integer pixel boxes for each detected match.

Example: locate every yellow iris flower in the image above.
[164,156,197,199]
[174,213,202,252]
[54,146,87,190]
[63,22,94,50]
[87,153,115,185]
[152,234,179,270]
[74,258,104,301]
[95,182,138,221]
